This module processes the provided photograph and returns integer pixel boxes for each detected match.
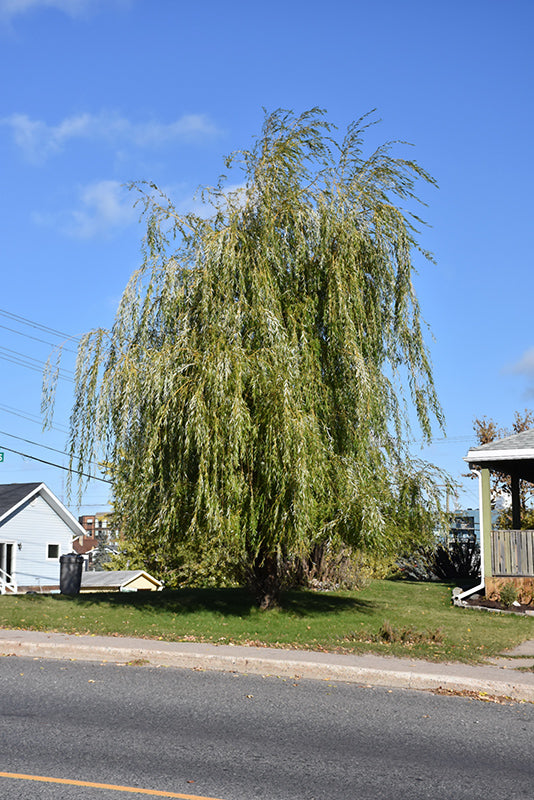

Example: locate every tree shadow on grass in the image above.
[279,589,376,616]
[52,586,376,618]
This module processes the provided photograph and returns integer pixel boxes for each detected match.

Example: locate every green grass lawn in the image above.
[1,580,532,663]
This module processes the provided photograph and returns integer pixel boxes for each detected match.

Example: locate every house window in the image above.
[47,544,60,560]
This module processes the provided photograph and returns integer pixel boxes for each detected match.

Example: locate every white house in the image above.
[0,482,86,594]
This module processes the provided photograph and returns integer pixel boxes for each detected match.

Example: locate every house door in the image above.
[0,542,14,583]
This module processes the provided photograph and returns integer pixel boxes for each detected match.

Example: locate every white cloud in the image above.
[508,347,534,378]
[1,111,221,162]
[70,179,136,238]
[3,112,93,162]
[34,180,137,238]
[130,115,221,145]
[0,0,98,20]
[35,179,249,241]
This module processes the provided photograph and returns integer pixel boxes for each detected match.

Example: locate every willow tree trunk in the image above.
[247,553,284,610]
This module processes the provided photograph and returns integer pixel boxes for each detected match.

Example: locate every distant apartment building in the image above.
[449,509,479,542]
[78,512,119,542]
[74,512,120,570]
[448,508,499,543]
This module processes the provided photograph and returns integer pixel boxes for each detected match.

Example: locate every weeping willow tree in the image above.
[45,108,451,607]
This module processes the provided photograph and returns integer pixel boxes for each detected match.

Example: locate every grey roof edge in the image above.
[0,482,43,524]
[81,570,163,588]
[464,428,534,462]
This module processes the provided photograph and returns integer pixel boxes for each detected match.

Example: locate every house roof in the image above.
[0,483,41,519]
[80,570,163,590]
[0,482,87,536]
[73,536,98,555]
[465,429,534,482]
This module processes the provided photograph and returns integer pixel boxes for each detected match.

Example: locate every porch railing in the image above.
[0,566,18,594]
[491,529,534,577]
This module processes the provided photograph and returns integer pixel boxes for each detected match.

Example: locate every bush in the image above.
[396,535,480,583]
[499,584,518,607]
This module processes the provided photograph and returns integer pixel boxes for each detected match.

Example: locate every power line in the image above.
[0,402,68,433]
[0,444,111,484]
[0,429,103,472]
[0,322,78,354]
[0,351,74,382]
[0,308,79,382]
[410,434,477,446]
[77,504,113,508]
[0,307,80,342]
[0,429,72,458]
[0,309,106,485]
[0,345,74,374]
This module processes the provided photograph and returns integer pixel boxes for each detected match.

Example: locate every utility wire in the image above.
[0,402,68,433]
[0,352,74,382]
[0,352,49,375]
[0,307,80,342]
[409,434,477,445]
[0,429,103,472]
[0,444,111,484]
[0,345,74,375]
[0,322,78,354]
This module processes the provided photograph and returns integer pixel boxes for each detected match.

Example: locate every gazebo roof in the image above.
[465,428,534,482]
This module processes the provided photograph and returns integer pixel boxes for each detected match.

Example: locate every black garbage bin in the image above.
[59,553,84,596]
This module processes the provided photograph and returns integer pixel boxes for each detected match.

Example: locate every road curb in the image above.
[1,631,533,702]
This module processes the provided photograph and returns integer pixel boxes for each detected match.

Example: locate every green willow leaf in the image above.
[44,109,453,607]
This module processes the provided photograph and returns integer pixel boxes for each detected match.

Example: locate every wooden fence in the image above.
[491,529,534,577]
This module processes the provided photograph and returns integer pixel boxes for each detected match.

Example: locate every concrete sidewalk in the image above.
[1,628,533,702]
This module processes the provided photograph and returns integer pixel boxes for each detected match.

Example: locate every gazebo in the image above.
[464,429,534,602]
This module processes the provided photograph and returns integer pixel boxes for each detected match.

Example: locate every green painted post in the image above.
[480,468,492,578]
[511,474,520,530]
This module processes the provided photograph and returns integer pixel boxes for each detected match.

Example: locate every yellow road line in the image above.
[0,771,227,800]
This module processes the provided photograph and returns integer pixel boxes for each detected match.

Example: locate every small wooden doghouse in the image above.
[80,569,163,592]
[465,429,534,602]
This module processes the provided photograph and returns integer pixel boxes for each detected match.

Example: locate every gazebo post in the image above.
[511,473,521,530]
[480,468,492,583]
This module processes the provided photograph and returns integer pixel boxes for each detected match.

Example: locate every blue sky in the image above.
[0,0,532,515]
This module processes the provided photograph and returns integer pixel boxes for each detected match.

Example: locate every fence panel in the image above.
[491,529,534,576]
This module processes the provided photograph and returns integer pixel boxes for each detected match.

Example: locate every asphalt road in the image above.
[0,657,532,800]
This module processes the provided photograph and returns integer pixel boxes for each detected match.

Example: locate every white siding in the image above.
[0,494,73,587]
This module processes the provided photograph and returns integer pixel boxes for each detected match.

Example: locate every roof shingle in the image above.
[0,482,41,520]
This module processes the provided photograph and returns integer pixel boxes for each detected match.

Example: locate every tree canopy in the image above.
[45,108,449,606]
